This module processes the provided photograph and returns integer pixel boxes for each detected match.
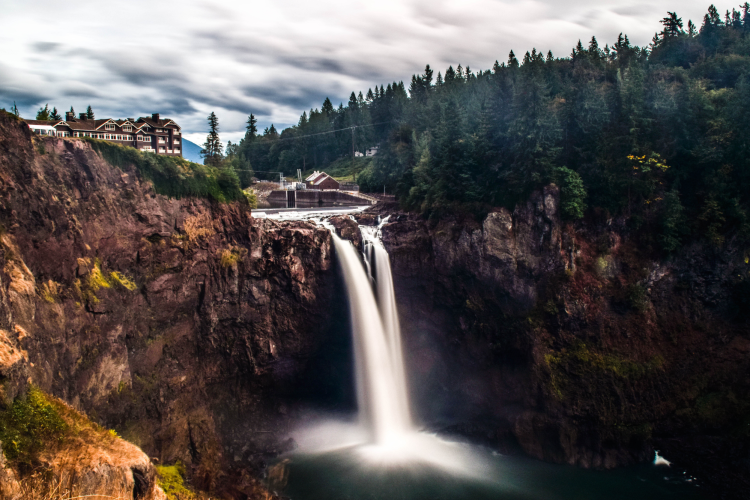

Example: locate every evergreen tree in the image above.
[86,105,94,119]
[50,107,61,121]
[660,12,684,38]
[36,104,51,121]
[245,113,258,139]
[69,106,74,116]
[348,92,359,110]
[422,64,433,88]
[200,112,224,167]
[508,50,519,68]
[321,97,334,115]
[11,102,19,117]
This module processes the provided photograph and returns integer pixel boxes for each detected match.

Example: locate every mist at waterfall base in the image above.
[274,217,703,500]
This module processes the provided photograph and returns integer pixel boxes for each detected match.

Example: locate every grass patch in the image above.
[85,138,245,203]
[109,271,137,291]
[0,387,67,473]
[157,462,201,500]
[219,246,247,268]
[74,259,138,304]
[39,280,61,303]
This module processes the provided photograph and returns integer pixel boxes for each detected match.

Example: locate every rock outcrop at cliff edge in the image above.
[0,112,339,496]
[379,188,750,498]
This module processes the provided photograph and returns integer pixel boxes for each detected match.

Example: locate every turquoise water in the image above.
[273,437,703,500]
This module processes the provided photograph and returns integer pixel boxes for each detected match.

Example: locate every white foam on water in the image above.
[292,216,497,480]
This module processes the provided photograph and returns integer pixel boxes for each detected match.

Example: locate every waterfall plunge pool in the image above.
[269,214,705,500]
[270,420,703,500]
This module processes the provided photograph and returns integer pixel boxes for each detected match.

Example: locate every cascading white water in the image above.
[329,221,411,444]
[360,217,412,433]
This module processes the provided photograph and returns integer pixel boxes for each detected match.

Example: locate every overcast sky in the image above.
[1,0,716,145]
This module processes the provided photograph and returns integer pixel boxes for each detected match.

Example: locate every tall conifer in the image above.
[201,111,224,167]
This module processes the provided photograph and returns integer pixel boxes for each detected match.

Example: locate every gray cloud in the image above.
[2,0,714,143]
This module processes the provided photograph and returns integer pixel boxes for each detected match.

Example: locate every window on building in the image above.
[137,136,143,141]
[174,148,181,153]
[159,147,165,153]
[144,136,151,142]
[158,138,165,143]
[123,126,132,132]
[105,124,115,131]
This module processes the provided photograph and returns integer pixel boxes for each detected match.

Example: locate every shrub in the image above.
[0,387,67,473]
[156,463,197,500]
[85,139,245,203]
[553,166,587,220]
[219,246,247,268]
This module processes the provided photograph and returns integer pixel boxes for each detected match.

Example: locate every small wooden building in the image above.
[305,171,340,190]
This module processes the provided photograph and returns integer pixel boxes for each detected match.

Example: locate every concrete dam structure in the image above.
[267,189,376,208]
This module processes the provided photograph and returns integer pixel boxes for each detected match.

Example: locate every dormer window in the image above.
[105,123,115,131]
[123,125,132,132]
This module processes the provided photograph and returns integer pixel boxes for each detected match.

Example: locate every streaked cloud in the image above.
[0,0,714,144]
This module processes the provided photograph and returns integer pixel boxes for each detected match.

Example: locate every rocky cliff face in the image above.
[377,188,749,498]
[0,113,344,496]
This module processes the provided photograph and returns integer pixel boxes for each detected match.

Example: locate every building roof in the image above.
[305,171,324,182]
[313,173,338,186]
[136,117,180,130]
[25,119,65,127]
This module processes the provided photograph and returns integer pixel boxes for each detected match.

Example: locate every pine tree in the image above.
[299,111,308,127]
[422,64,433,88]
[546,51,554,62]
[69,106,74,116]
[86,105,94,119]
[508,50,519,68]
[444,66,456,83]
[50,107,61,121]
[588,37,601,59]
[200,111,224,167]
[36,104,51,120]
[246,113,258,139]
[268,124,278,136]
[11,102,19,117]
[660,12,684,38]
[348,92,359,110]
[321,97,334,115]
[436,72,443,86]
[366,88,375,102]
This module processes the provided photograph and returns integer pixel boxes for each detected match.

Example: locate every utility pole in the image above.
[351,126,356,158]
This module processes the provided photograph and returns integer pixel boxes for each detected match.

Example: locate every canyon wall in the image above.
[0,113,346,497]
[377,189,749,498]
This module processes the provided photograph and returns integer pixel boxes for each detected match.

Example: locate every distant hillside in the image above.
[182,138,203,164]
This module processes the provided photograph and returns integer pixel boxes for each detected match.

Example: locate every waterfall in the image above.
[328,217,412,445]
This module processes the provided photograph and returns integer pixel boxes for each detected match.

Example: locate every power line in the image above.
[267,120,396,143]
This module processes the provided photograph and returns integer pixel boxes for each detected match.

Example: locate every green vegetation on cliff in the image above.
[0,386,67,473]
[86,138,245,203]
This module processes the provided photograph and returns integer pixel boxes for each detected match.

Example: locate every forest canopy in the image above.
[237,4,750,252]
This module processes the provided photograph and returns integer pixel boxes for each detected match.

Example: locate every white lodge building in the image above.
[25,112,182,157]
